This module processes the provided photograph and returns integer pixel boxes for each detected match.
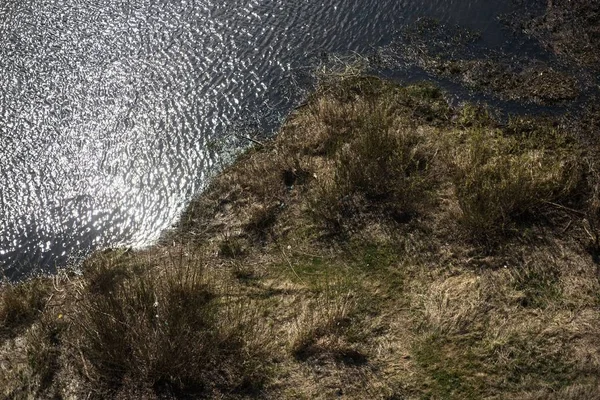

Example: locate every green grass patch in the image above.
[414,330,577,399]
[485,333,576,392]
[414,334,483,399]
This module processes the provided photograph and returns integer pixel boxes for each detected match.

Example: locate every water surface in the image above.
[0,0,533,278]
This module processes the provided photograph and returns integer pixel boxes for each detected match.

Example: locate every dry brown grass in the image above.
[449,123,583,237]
[72,250,272,397]
[0,277,52,339]
[289,287,365,365]
[1,250,275,399]
[154,75,600,398]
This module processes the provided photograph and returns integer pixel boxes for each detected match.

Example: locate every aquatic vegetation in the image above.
[388,18,581,104]
[522,0,600,71]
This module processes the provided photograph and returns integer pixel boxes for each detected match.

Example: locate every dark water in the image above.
[0,0,537,278]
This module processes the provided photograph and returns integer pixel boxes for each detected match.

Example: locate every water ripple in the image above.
[0,0,519,278]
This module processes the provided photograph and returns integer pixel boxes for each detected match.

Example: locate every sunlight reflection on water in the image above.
[0,0,518,278]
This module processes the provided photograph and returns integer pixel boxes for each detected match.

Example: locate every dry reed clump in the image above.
[177,76,451,242]
[302,80,585,240]
[298,80,446,235]
[298,96,368,156]
[70,251,271,397]
[22,314,66,394]
[450,124,583,236]
[335,113,431,207]
[295,76,450,156]
[310,118,435,234]
[0,278,52,339]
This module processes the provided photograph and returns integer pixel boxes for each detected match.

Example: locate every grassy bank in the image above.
[2,74,600,399]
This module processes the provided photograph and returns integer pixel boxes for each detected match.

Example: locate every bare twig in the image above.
[279,246,304,284]
[543,201,585,216]
[236,134,264,147]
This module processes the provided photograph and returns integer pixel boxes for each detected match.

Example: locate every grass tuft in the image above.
[450,124,583,236]
[73,252,270,396]
[290,287,366,365]
[335,113,431,207]
[0,278,52,339]
[305,82,441,235]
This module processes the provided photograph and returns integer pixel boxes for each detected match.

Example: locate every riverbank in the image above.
[2,73,600,399]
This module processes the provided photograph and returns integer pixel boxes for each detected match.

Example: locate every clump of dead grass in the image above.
[0,278,52,339]
[419,274,486,336]
[23,314,66,394]
[71,251,271,397]
[450,122,583,237]
[336,114,431,206]
[296,79,448,235]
